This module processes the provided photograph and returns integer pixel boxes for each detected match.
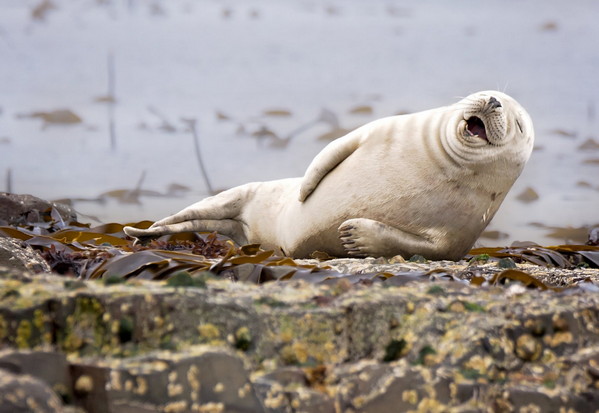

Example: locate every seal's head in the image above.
[444,90,534,171]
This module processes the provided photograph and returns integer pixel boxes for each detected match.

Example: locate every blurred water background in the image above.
[1,0,598,246]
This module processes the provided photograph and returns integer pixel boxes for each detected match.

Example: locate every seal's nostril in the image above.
[488,96,502,109]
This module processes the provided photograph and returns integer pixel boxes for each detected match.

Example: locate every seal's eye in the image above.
[516,119,523,133]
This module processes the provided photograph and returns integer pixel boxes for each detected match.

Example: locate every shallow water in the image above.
[1,0,598,246]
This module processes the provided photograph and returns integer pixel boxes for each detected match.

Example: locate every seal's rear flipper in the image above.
[123,225,169,245]
[338,218,464,261]
[123,183,258,243]
[123,225,158,240]
[123,219,248,246]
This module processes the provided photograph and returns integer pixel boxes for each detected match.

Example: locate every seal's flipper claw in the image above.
[131,235,154,246]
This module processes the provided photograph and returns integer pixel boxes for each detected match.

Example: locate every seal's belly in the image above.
[287,148,491,257]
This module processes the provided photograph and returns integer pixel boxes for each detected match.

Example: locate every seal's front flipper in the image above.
[338,218,453,260]
[298,130,363,202]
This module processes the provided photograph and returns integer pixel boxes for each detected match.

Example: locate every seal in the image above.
[124,90,534,260]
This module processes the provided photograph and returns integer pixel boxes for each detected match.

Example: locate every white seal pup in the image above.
[124,91,534,260]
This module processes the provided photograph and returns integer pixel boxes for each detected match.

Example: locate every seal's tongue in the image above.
[467,116,488,141]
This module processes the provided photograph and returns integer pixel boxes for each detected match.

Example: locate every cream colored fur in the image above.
[124,91,534,260]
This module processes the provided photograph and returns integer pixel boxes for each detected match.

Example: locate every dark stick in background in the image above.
[181,118,215,195]
[5,168,12,193]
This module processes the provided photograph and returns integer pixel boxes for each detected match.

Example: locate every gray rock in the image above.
[286,388,335,413]
[0,350,72,403]
[254,372,335,413]
[0,192,76,227]
[330,361,393,409]
[0,368,64,413]
[70,346,264,413]
[0,237,51,273]
[589,227,599,246]
[260,366,308,386]
[1,264,599,411]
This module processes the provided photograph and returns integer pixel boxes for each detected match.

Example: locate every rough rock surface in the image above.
[1,261,599,412]
[0,237,51,274]
[0,366,65,413]
[0,192,77,227]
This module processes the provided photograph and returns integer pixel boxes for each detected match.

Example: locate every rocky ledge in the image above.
[1,192,599,412]
[1,260,599,413]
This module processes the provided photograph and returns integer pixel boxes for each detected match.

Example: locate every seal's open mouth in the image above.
[466,116,488,141]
